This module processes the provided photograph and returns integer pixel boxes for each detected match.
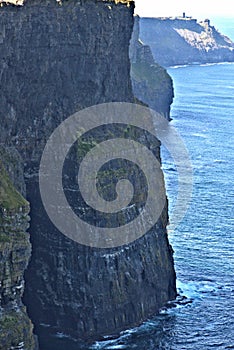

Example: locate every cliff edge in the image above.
[139,16,234,67]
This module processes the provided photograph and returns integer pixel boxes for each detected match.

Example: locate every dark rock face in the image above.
[130,16,174,120]
[0,0,176,346]
[0,150,36,350]
[0,0,134,164]
[139,17,234,67]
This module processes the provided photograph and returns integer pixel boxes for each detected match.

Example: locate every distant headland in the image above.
[138,15,234,67]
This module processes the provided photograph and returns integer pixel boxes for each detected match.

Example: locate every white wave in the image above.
[177,279,221,300]
[176,280,201,300]
[199,61,234,67]
[104,346,126,349]
[169,61,234,69]
[54,331,72,339]
[213,159,226,163]
[169,64,190,69]
[199,63,218,67]
[191,133,209,139]
[216,61,234,65]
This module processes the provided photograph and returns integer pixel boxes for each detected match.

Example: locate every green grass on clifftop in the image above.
[0,161,28,211]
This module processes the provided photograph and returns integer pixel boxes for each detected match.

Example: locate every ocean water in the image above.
[39,63,234,350]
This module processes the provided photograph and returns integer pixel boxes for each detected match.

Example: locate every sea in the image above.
[40,62,234,350]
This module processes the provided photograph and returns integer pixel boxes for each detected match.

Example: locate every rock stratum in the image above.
[0,0,176,348]
[139,16,234,67]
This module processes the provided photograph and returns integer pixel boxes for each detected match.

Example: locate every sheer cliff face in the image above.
[130,16,174,120]
[139,17,234,67]
[0,0,176,345]
[0,149,35,350]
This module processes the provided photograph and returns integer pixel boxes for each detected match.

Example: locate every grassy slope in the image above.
[0,161,28,211]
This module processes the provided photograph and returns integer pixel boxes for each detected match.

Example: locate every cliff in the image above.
[130,15,174,119]
[0,148,36,350]
[0,0,176,347]
[139,16,234,67]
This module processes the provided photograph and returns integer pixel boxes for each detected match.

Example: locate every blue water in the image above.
[89,63,234,349]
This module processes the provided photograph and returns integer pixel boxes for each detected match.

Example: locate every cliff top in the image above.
[140,16,234,50]
[0,0,133,6]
